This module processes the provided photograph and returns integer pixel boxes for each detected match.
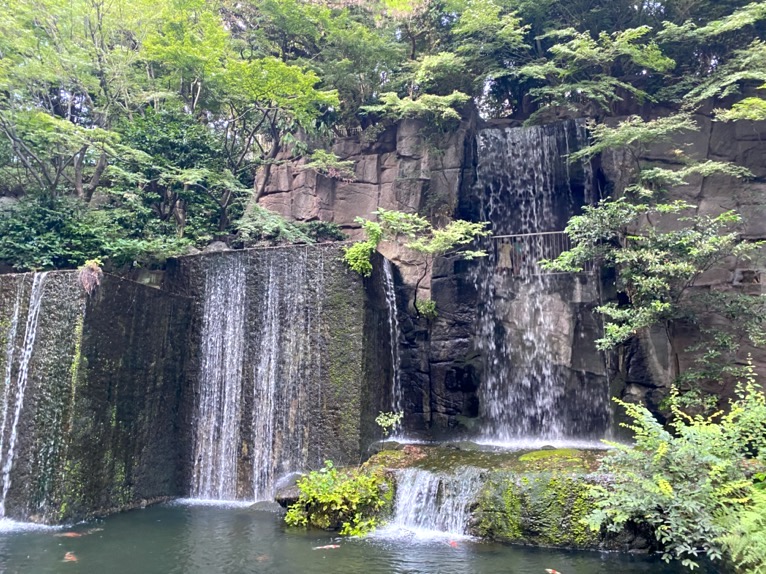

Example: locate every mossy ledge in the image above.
[367,445,650,552]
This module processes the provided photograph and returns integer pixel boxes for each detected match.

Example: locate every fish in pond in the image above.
[55,532,82,538]
[63,552,78,563]
[312,544,340,550]
[545,569,562,574]
[448,541,459,548]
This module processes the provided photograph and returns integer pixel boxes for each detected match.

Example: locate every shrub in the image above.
[587,363,766,570]
[285,460,392,536]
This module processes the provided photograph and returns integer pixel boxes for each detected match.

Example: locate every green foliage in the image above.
[0,196,189,271]
[303,150,356,181]
[284,460,391,536]
[719,489,766,574]
[343,209,488,278]
[517,26,675,116]
[235,205,314,246]
[343,220,383,277]
[588,364,766,569]
[414,299,438,320]
[362,91,471,124]
[375,411,403,437]
[544,198,760,350]
[716,96,766,122]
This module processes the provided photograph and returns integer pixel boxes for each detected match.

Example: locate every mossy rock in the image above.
[472,471,600,549]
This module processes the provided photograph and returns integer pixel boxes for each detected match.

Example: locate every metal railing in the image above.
[491,231,594,276]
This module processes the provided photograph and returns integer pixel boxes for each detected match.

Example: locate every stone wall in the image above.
[256,113,766,435]
[0,272,191,523]
[164,244,392,494]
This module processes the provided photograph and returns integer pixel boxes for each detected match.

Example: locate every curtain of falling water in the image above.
[191,256,247,500]
[388,467,483,535]
[190,247,326,502]
[250,248,324,501]
[382,259,402,419]
[474,121,606,443]
[0,273,48,516]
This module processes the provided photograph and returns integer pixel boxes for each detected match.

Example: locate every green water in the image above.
[0,503,718,574]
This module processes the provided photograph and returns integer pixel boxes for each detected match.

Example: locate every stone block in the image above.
[396,119,425,158]
[331,182,380,225]
[291,167,316,190]
[355,155,380,184]
[394,179,425,211]
[398,157,425,180]
[332,137,363,158]
[291,188,319,221]
[259,192,291,218]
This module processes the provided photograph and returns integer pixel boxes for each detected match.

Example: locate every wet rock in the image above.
[203,241,230,253]
[275,485,302,508]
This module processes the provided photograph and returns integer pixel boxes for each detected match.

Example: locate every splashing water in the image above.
[379,467,483,539]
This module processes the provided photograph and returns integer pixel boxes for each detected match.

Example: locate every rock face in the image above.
[601,115,766,413]
[370,445,648,551]
[259,114,766,436]
[164,244,392,500]
[0,272,191,523]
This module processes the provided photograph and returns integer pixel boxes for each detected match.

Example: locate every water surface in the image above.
[0,504,723,574]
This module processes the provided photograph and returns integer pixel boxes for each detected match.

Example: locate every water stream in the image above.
[190,248,327,502]
[191,256,247,500]
[384,467,483,538]
[474,121,609,444]
[0,273,48,516]
[382,259,402,420]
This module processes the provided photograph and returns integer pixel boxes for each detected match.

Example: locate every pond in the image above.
[0,502,722,574]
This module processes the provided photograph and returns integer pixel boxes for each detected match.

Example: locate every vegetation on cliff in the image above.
[0,0,763,271]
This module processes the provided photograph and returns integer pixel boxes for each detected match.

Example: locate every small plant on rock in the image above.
[375,411,403,437]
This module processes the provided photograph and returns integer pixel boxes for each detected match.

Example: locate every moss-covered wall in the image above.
[164,244,391,495]
[0,272,191,523]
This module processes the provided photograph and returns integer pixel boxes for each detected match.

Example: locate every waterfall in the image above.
[386,467,483,537]
[0,273,47,516]
[250,248,324,501]
[191,255,247,500]
[382,259,402,418]
[474,121,609,444]
[190,247,326,502]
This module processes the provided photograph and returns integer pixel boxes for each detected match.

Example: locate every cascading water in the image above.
[382,259,402,418]
[385,467,483,537]
[191,256,247,500]
[250,248,324,501]
[0,273,48,516]
[474,121,609,444]
[190,247,327,502]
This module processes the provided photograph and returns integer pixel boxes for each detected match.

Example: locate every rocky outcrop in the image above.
[601,115,766,412]
[369,444,649,551]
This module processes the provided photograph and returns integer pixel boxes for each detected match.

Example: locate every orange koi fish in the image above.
[312,544,340,550]
[63,552,78,563]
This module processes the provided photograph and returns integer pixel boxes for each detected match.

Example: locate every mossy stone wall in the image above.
[0,272,191,523]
